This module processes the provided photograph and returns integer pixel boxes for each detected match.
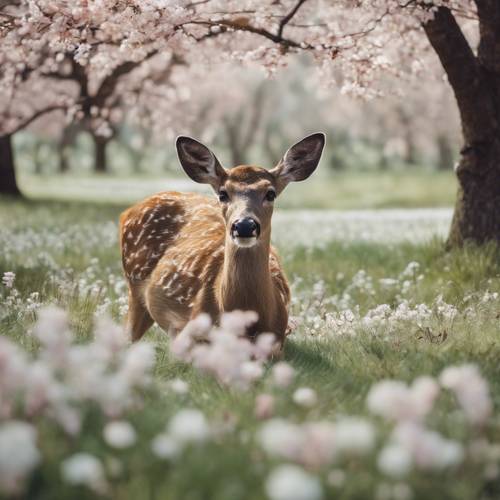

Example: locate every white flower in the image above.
[440,364,492,426]
[168,378,189,395]
[240,361,264,383]
[272,362,295,388]
[301,422,337,467]
[293,387,318,408]
[151,434,181,460]
[168,409,210,444]
[120,342,156,384]
[1,271,15,288]
[334,417,375,455]
[266,465,323,500]
[391,422,463,470]
[103,421,136,449]
[0,421,40,494]
[61,453,106,492]
[255,393,275,420]
[258,419,304,461]
[378,444,413,477]
[366,377,439,422]
[32,306,71,358]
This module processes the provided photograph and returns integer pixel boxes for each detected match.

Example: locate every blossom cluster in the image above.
[171,311,280,389]
[0,306,155,493]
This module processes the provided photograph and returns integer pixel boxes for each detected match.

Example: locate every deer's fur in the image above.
[120,133,325,343]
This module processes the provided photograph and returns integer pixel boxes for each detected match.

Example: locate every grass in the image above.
[0,196,499,499]
[17,169,458,209]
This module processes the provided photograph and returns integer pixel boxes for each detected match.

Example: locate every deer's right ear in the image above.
[176,136,226,188]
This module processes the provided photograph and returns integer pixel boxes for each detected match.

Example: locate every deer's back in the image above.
[120,191,225,285]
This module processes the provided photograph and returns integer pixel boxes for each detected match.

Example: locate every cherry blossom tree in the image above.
[1,0,498,245]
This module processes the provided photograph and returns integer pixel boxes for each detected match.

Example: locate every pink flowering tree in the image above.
[1,0,499,246]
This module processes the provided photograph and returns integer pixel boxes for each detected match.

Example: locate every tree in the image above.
[1,0,498,245]
[175,0,498,246]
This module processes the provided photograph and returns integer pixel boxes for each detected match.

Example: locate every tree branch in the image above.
[423,6,496,143]
[93,50,158,108]
[6,105,66,135]
[277,0,308,39]
[474,0,500,74]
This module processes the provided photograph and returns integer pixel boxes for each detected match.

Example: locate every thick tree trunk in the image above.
[0,134,22,196]
[423,6,500,246]
[93,135,109,173]
[447,140,500,246]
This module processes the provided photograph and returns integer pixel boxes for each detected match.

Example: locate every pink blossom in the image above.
[255,393,275,420]
[272,362,295,388]
[440,364,492,426]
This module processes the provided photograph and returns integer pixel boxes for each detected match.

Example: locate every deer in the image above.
[119,132,325,345]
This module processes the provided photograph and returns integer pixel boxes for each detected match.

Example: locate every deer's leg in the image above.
[126,289,154,342]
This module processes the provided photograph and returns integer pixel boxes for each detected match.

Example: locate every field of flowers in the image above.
[1,197,499,500]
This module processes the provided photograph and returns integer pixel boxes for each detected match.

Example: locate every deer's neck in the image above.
[218,233,274,321]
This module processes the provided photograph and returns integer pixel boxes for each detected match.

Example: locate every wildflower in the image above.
[241,361,264,384]
[61,453,106,492]
[151,434,181,460]
[168,409,210,444]
[220,310,258,336]
[94,315,128,354]
[440,364,492,426]
[254,333,279,360]
[301,422,337,467]
[272,362,295,388]
[168,378,189,395]
[32,306,71,364]
[334,417,375,455]
[366,377,439,422]
[1,271,15,288]
[0,421,40,494]
[293,387,318,408]
[120,342,156,385]
[266,464,323,500]
[378,444,413,477]
[391,422,463,470]
[103,421,136,449]
[255,393,275,420]
[258,419,304,461]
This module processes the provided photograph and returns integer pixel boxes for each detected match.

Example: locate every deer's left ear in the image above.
[271,133,325,192]
[176,136,226,189]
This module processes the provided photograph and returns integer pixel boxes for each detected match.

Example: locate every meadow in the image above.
[0,194,499,500]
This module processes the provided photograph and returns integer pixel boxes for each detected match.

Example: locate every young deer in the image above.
[120,133,325,343]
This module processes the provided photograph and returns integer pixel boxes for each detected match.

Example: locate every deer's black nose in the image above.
[232,218,260,238]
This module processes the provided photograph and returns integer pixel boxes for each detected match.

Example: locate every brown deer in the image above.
[119,133,325,343]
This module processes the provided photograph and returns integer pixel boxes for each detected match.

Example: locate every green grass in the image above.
[17,169,458,209]
[0,197,499,500]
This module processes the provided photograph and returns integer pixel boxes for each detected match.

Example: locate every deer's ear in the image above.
[271,133,325,191]
[176,136,226,188]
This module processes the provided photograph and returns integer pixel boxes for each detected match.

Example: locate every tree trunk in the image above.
[447,140,500,246]
[58,125,76,173]
[93,135,109,173]
[0,134,22,196]
[423,6,500,246]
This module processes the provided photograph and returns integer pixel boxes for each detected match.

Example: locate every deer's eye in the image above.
[218,190,229,203]
[265,190,276,202]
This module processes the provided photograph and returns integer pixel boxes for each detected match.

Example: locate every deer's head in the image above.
[176,133,325,248]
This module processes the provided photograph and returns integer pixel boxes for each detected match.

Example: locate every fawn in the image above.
[119,133,325,343]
